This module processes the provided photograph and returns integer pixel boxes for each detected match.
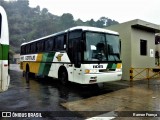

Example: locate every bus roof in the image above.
[68,26,119,35]
[21,26,119,46]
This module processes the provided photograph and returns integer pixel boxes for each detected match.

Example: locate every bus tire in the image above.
[59,69,68,85]
[25,64,30,83]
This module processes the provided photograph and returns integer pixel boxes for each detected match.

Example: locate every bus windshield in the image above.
[84,32,120,62]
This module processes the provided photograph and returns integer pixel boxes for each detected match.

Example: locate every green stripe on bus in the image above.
[0,44,9,60]
[38,52,55,75]
[107,63,117,70]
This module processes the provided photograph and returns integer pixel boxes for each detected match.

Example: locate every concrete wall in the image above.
[131,28,155,68]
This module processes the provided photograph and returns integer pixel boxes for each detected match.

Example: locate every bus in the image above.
[20,26,122,85]
[0,6,10,92]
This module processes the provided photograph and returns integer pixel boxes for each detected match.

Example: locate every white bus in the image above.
[0,6,10,92]
[20,26,122,85]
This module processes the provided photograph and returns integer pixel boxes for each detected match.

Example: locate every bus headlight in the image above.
[85,69,90,74]
[85,69,98,74]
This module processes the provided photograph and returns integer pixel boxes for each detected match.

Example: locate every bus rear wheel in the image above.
[25,65,30,83]
[59,70,68,85]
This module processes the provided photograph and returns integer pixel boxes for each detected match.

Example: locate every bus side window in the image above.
[31,42,36,53]
[21,46,24,55]
[0,14,1,38]
[23,46,25,54]
[23,46,26,54]
[26,44,30,54]
[36,42,39,52]
[36,41,44,52]
[45,37,54,52]
[55,35,65,50]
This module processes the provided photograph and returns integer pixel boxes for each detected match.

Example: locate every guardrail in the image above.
[130,68,160,87]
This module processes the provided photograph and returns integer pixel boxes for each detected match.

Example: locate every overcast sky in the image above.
[29,0,160,24]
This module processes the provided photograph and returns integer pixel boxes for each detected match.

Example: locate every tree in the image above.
[60,13,75,30]
[96,20,104,28]
[0,0,119,53]
[87,19,96,27]
[75,19,84,26]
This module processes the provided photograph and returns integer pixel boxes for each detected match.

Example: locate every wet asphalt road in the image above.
[0,70,85,120]
[0,64,128,120]
[1,64,160,120]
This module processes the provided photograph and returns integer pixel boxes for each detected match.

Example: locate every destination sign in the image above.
[20,55,36,61]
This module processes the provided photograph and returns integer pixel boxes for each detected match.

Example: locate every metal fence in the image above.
[130,68,160,86]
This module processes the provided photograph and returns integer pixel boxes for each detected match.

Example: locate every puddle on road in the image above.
[19,75,130,117]
[23,76,129,103]
[20,77,129,117]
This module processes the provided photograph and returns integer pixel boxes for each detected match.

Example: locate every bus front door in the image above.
[72,39,82,82]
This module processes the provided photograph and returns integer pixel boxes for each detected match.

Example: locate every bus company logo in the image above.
[2,112,11,117]
[56,54,63,61]
[93,65,103,68]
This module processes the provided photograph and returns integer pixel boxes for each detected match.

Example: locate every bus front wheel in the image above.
[59,69,68,85]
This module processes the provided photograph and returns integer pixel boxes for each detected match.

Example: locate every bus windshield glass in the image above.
[84,32,120,62]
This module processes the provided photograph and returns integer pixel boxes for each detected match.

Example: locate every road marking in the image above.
[86,111,116,120]
[86,117,115,120]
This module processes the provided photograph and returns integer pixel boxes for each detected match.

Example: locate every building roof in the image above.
[107,19,160,33]
[131,19,160,33]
